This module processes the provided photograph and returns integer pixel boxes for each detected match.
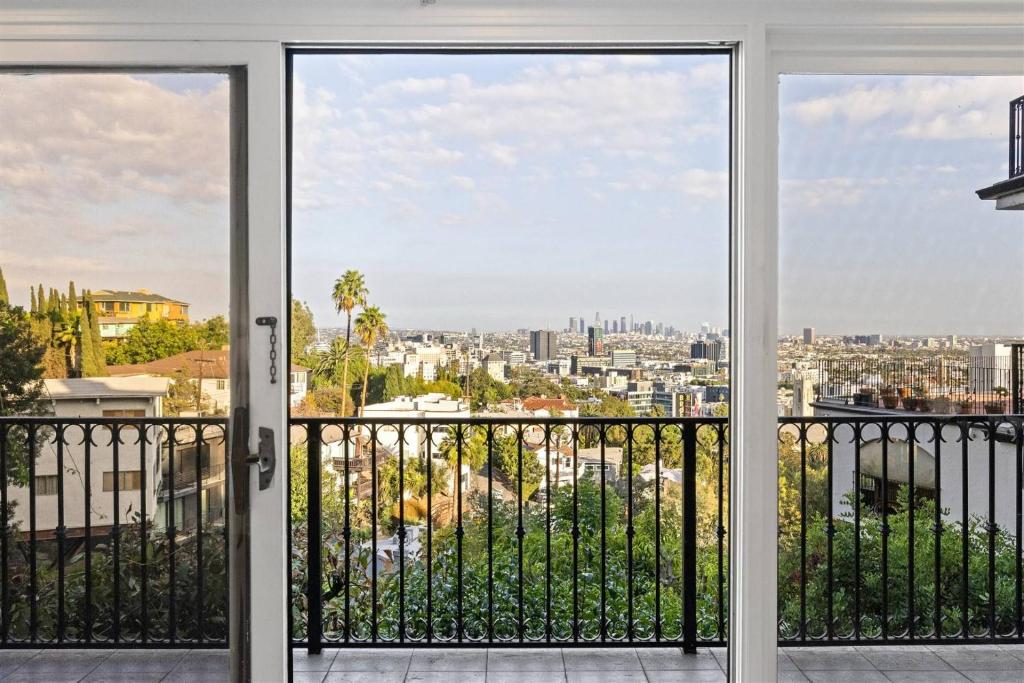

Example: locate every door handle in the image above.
[230,406,277,508]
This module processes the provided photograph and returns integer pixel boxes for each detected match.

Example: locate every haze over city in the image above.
[0,62,1021,336]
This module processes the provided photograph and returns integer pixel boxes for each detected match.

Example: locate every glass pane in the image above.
[0,72,231,644]
[288,51,731,654]
[778,74,1024,660]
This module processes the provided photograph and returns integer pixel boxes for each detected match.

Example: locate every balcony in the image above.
[2,413,1024,679]
[816,351,1024,415]
[976,95,1024,210]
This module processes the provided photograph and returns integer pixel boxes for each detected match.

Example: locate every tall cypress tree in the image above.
[36,284,45,314]
[68,281,78,313]
[30,285,36,313]
[0,266,8,305]
[80,291,107,377]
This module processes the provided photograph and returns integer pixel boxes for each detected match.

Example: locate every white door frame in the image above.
[0,40,289,682]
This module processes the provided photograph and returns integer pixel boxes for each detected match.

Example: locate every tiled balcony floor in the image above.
[3,644,1024,681]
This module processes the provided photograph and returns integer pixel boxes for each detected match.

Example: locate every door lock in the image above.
[246,426,276,491]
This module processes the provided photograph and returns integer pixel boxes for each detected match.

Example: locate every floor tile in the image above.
[882,672,970,683]
[322,673,406,683]
[170,649,228,673]
[803,671,889,683]
[162,674,228,683]
[406,673,486,683]
[646,671,727,682]
[92,650,185,673]
[487,649,565,672]
[330,651,412,673]
[82,673,167,683]
[964,673,1024,683]
[13,650,108,675]
[409,649,487,672]
[935,650,1024,672]
[787,648,875,671]
[565,672,647,683]
[486,672,566,683]
[0,652,39,676]
[862,650,954,671]
[293,649,340,671]
[562,649,642,671]
[778,672,811,683]
[292,673,329,683]
[638,648,720,671]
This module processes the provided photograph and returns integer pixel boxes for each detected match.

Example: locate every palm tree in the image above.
[53,317,80,377]
[354,305,387,416]
[331,270,368,416]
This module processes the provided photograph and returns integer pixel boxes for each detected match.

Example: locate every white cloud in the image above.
[0,74,230,318]
[450,175,476,190]
[483,142,517,167]
[789,75,1024,140]
[0,74,229,207]
[781,176,888,209]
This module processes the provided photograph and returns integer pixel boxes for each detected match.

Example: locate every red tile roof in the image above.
[522,396,577,412]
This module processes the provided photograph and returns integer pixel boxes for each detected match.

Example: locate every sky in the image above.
[0,72,230,320]
[0,62,1021,335]
[291,53,732,333]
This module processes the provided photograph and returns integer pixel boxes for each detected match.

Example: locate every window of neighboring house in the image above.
[103,470,142,492]
[146,303,153,312]
[101,302,114,312]
[102,409,146,418]
[35,475,59,496]
[216,379,226,391]
[117,302,130,313]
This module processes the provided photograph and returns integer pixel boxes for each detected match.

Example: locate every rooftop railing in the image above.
[1011,95,1023,179]
[816,355,1023,414]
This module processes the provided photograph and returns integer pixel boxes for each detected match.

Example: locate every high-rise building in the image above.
[579,316,585,334]
[690,340,722,360]
[611,349,637,367]
[620,316,626,334]
[803,327,816,345]
[603,319,610,334]
[569,317,578,334]
[629,314,634,333]
[587,326,604,356]
[529,330,557,362]
[612,320,618,334]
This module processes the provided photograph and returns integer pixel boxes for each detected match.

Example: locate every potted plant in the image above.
[880,386,899,410]
[917,397,932,412]
[931,396,952,414]
[985,386,1009,414]
[855,386,877,407]
[902,396,919,411]
[897,386,911,400]
[957,399,973,414]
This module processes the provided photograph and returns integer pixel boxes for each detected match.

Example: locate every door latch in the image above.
[246,426,276,491]
[231,406,276,499]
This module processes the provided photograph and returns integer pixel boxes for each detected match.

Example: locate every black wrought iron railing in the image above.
[292,413,1024,652]
[778,414,1024,645]
[0,417,228,648]
[1011,95,1023,179]
[817,354,1021,413]
[290,417,730,651]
